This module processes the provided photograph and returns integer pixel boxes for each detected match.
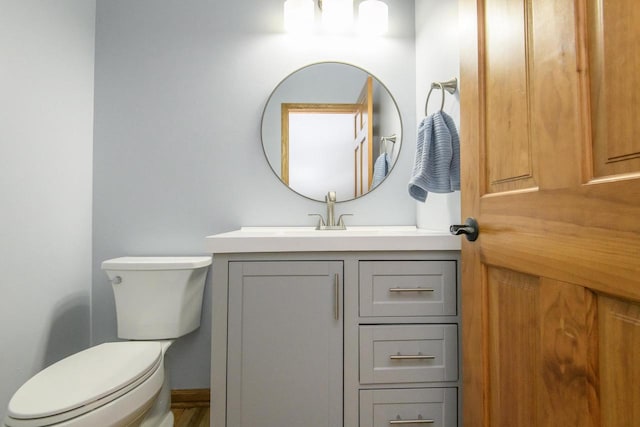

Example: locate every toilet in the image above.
[4,256,211,427]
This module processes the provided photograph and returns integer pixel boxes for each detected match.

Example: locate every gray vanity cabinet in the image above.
[211,251,461,427]
[225,260,343,427]
[355,260,459,427]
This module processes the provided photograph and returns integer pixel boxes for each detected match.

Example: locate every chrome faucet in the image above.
[326,191,336,227]
[309,191,352,230]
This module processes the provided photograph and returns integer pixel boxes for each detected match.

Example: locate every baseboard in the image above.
[171,388,211,409]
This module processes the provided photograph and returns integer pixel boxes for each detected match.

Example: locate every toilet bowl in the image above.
[4,256,211,427]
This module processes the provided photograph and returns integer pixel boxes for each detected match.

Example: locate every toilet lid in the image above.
[7,341,163,420]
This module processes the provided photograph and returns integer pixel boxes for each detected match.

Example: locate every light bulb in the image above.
[358,0,388,36]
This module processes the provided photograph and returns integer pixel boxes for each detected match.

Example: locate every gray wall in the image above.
[92,0,417,389]
[0,0,95,419]
[414,0,461,230]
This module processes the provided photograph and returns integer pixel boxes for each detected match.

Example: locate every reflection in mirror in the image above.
[261,62,402,202]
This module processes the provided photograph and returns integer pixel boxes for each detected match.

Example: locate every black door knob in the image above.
[450,218,479,242]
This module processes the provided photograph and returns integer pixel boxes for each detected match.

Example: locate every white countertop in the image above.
[205,226,461,253]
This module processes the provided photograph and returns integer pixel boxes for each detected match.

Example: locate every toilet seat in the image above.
[5,342,163,427]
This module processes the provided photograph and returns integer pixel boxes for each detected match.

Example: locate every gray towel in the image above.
[408,111,460,202]
[371,152,391,188]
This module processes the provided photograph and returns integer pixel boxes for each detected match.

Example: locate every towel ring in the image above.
[380,134,397,153]
[424,78,458,115]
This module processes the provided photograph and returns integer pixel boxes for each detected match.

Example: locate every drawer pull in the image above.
[334,273,340,320]
[389,287,434,293]
[389,416,434,424]
[389,352,435,360]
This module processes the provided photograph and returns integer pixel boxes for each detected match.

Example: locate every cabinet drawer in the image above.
[360,388,457,427]
[359,261,456,317]
[359,325,458,384]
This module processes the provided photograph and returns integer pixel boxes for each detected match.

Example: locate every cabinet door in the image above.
[227,261,343,427]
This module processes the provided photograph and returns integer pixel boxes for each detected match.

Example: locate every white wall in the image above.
[414,0,461,230]
[92,0,417,389]
[0,0,96,418]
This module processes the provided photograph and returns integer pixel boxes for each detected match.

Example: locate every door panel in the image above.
[486,268,540,427]
[487,268,598,427]
[588,0,640,176]
[460,0,640,426]
[484,0,536,192]
[599,296,640,426]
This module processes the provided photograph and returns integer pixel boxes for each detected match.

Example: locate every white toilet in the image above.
[4,256,211,427]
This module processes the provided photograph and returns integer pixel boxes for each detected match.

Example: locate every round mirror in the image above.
[261,62,402,202]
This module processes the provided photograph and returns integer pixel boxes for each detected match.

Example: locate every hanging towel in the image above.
[408,111,460,202]
[371,152,391,188]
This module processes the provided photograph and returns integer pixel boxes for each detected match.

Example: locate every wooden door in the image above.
[226,261,343,427]
[460,0,640,426]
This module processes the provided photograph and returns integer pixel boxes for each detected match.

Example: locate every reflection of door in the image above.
[461,0,640,426]
[353,123,367,197]
[354,138,363,197]
[354,77,373,197]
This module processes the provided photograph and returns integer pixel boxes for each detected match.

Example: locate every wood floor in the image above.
[171,389,210,427]
[172,406,210,427]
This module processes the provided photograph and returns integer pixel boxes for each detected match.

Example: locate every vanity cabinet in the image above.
[225,261,343,427]
[209,233,461,427]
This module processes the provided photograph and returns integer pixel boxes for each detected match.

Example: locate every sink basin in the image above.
[236,226,396,236]
[205,226,460,253]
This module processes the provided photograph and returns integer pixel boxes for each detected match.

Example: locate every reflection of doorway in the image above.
[281,103,358,200]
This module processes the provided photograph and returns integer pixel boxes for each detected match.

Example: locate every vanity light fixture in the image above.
[284,0,315,34]
[283,0,389,36]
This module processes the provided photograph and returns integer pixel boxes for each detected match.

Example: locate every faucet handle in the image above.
[337,214,353,228]
[308,213,326,229]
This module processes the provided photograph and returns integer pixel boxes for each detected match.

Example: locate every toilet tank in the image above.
[101,256,212,340]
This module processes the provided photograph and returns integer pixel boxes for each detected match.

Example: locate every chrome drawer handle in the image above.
[389,417,434,424]
[388,287,434,292]
[389,352,435,360]
[334,273,339,320]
